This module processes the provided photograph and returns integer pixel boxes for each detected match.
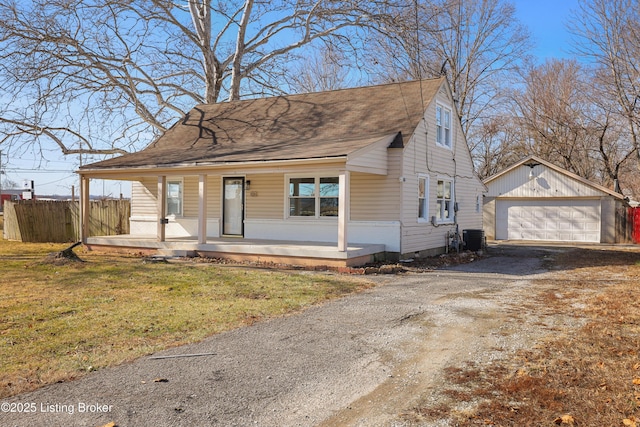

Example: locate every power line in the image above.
[39,176,76,186]
[4,168,76,173]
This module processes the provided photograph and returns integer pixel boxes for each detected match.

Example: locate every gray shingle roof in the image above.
[81,77,445,170]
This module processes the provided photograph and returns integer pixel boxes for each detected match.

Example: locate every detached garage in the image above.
[483,156,627,244]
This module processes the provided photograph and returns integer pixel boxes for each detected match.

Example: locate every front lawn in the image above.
[0,239,371,398]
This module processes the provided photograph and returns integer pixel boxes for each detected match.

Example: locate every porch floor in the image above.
[85,235,387,267]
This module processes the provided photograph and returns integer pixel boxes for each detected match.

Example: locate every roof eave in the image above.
[78,155,349,177]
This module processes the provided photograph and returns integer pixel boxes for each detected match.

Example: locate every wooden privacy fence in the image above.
[630,207,640,244]
[615,206,640,244]
[3,199,130,243]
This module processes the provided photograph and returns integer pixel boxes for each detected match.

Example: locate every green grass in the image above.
[0,239,371,398]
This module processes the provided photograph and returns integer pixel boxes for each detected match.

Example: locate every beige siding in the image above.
[399,85,485,255]
[131,178,158,217]
[350,150,402,221]
[131,164,405,223]
[245,173,284,219]
[346,136,392,175]
[243,167,403,221]
[454,176,484,230]
[131,175,222,219]
[483,197,496,239]
[348,147,387,174]
[130,161,347,222]
[182,176,199,217]
[207,175,221,218]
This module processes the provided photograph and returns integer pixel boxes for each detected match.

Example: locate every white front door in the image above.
[496,199,601,242]
[223,177,244,236]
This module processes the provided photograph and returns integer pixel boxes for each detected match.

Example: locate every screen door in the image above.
[223,177,244,236]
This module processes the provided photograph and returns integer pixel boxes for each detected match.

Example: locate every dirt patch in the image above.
[181,249,485,275]
[39,252,85,265]
[400,246,640,427]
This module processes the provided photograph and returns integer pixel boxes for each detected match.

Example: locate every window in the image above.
[289,177,315,216]
[288,176,339,217]
[436,179,454,222]
[418,175,428,220]
[166,180,183,216]
[319,177,339,216]
[436,104,452,148]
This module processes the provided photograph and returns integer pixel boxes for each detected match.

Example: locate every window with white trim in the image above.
[436,104,452,148]
[436,179,454,222]
[288,176,339,217]
[418,175,429,220]
[166,179,183,216]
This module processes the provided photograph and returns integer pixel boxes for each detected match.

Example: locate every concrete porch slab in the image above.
[85,235,386,267]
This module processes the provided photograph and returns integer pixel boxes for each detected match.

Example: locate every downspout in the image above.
[399,141,406,258]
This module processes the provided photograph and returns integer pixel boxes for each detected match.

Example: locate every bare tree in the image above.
[570,0,640,170]
[367,0,531,136]
[470,115,526,179]
[510,58,637,194]
[1,178,18,190]
[512,59,597,178]
[0,0,384,161]
[285,44,355,93]
[141,0,375,103]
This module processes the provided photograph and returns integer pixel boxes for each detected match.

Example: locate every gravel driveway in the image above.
[1,245,555,427]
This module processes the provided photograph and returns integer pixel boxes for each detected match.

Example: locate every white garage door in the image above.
[496,199,601,242]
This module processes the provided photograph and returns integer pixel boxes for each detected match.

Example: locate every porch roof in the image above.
[80,78,444,173]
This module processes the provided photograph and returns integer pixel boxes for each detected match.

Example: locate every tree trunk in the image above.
[229,0,254,101]
[43,241,84,264]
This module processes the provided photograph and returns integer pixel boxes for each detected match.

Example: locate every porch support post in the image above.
[198,174,208,244]
[157,175,166,242]
[80,175,90,244]
[338,170,350,252]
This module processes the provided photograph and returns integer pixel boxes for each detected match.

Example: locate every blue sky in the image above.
[513,0,579,60]
[1,0,581,197]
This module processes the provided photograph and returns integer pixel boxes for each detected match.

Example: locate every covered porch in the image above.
[76,127,400,267]
[78,167,370,266]
[77,139,398,267]
[85,234,387,267]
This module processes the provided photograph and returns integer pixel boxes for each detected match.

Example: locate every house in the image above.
[78,77,485,266]
[483,155,627,243]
